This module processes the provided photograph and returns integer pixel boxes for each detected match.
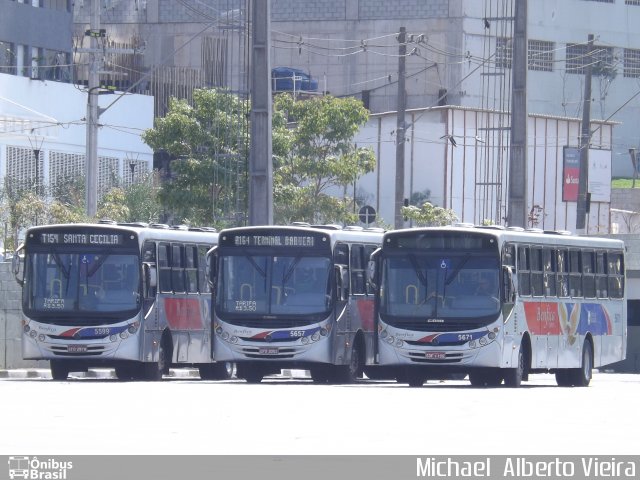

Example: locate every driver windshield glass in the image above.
[25,251,141,314]
[218,254,331,315]
[380,254,500,319]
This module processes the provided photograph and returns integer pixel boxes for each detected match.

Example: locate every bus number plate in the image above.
[259,347,278,355]
[68,345,88,353]
[425,352,446,359]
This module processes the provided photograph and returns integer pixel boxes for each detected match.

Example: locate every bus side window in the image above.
[596,251,608,298]
[350,244,365,295]
[198,245,211,294]
[158,243,172,293]
[517,246,531,296]
[334,243,349,296]
[557,249,569,297]
[569,249,582,297]
[185,244,198,293]
[364,244,378,295]
[608,251,624,299]
[530,247,543,297]
[171,243,186,293]
[582,250,596,298]
[543,247,557,297]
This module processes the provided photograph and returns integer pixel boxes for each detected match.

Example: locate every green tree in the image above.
[272,94,375,224]
[402,201,458,226]
[142,88,249,226]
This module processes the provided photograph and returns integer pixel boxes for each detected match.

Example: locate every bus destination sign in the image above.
[37,232,125,246]
[222,232,328,249]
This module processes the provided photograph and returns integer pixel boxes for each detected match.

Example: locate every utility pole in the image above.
[248,0,273,225]
[85,0,100,218]
[507,0,527,228]
[77,0,135,218]
[394,26,407,230]
[576,34,595,233]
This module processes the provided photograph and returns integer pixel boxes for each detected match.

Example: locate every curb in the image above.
[0,368,309,380]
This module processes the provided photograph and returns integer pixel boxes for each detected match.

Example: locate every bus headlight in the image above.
[128,322,140,334]
[320,328,328,336]
[479,337,487,346]
[301,337,309,345]
[395,339,404,348]
[311,332,320,342]
[216,327,223,335]
[29,330,37,338]
[23,325,31,333]
[230,336,238,344]
[38,334,45,342]
[222,332,229,341]
[110,335,118,342]
[386,336,395,344]
[380,330,388,339]
[119,331,129,339]
[488,332,496,340]
[469,340,476,348]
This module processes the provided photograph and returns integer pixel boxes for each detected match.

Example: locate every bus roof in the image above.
[24,222,219,245]
[218,224,385,246]
[383,225,625,250]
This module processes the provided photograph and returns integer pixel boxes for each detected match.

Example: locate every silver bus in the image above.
[368,225,626,387]
[13,221,230,381]
[208,224,383,383]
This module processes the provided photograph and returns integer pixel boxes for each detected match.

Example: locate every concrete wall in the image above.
[0,262,45,369]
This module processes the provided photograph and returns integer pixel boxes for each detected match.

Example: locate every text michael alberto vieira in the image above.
[416,457,637,477]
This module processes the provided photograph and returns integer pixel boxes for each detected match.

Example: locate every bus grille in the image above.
[409,352,464,363]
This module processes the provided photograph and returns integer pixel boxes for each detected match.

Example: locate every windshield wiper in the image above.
[444,253,471,286]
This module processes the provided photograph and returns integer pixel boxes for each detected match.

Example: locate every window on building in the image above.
[624,48,640,78]
[626,0,640,5]
[0,41,15,75]
[566,43,614,75]
[528,40,554,72]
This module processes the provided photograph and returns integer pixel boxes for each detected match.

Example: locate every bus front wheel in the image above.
[503,345,525,387]
[469,369,502,387]
[50,360,69,381]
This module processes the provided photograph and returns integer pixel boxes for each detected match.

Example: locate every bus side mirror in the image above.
[335,264,348,302]
[143,263,157,298]
[206,246,218,288]
[502,265,516,303]
[367,249,381,291]
[12,244,24,287]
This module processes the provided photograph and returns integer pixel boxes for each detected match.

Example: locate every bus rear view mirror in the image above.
[12,244,24,287]
[367,248,381,290]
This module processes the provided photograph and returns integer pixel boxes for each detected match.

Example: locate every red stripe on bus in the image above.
[164,298,204,330]
[357,298,375,332]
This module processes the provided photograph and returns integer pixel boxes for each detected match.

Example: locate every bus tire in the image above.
[199,362,234,380]
[503,344,525,387]
[555,370,573,387]
[331,338,363,384]
[115,363,137,381]
[406,371,427,387]
[237,364,264,383]
[469,369,502,387]
[144,336,170,381]
[569,340,593,387]
[50,360,69,381]
[310,366,331,383]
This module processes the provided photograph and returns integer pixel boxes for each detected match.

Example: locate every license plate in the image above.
[425,352,446,359]
[259,347,278,355]
[68,345,88,353]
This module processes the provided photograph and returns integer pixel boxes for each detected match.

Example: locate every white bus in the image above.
[208,224,384,383]
[13,221,229,381]
[368,225,626,387]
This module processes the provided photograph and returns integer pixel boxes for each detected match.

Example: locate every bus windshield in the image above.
[380,252,500,320]
[217,254,332,317]
[24,251,141,316]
